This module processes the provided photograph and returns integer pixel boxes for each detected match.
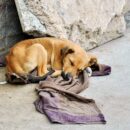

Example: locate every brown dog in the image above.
[6,37,97,77]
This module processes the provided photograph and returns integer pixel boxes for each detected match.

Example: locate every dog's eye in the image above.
[69,59,74,66]
[78,69,82,72]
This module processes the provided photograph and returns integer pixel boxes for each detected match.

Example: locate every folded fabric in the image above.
[34,64,111,124]
[4,63,111,124]
[92,64,111,76]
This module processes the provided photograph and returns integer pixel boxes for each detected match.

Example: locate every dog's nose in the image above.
[61,71,72,80]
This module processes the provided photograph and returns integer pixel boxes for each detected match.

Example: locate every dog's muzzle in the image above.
[61,71,72,80]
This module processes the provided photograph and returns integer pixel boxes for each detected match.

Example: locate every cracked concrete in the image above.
[0,30,130,130]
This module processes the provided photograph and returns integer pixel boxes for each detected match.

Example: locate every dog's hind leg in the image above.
[25,43,48,76]
[37,46,48,77]
[37,59,48,77]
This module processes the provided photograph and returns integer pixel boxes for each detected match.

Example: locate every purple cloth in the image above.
[34,64,111,124]
[4,62,111,124]
[34,89,106,124]
[92,64,111,76]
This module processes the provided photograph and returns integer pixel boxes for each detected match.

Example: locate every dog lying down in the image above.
[6,37,98,82]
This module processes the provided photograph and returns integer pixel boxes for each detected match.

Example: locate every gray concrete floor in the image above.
[0,30,130,130]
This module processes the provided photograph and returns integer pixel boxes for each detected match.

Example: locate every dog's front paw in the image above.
[51,70,62,77]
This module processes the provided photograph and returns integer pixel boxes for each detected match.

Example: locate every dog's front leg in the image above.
[37,64,49,77]
[51,70,62,77]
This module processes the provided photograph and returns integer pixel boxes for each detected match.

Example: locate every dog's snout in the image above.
[61,71,72,80]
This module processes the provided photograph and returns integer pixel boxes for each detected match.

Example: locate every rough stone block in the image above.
[15,0,126,50]
[0,0,28,58]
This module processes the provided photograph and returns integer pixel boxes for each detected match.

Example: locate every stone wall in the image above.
[124,0,130,13]
[0,0,28,57]
[124,0,130,28]
[15,0,126,50]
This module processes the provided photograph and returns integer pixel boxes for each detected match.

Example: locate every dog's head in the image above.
[61,47,97,76]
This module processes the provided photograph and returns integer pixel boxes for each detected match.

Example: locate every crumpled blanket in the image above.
[34,64,111,124]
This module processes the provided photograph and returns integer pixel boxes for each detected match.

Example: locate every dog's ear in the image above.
[88,57,97,66]
[61,47,74,57]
